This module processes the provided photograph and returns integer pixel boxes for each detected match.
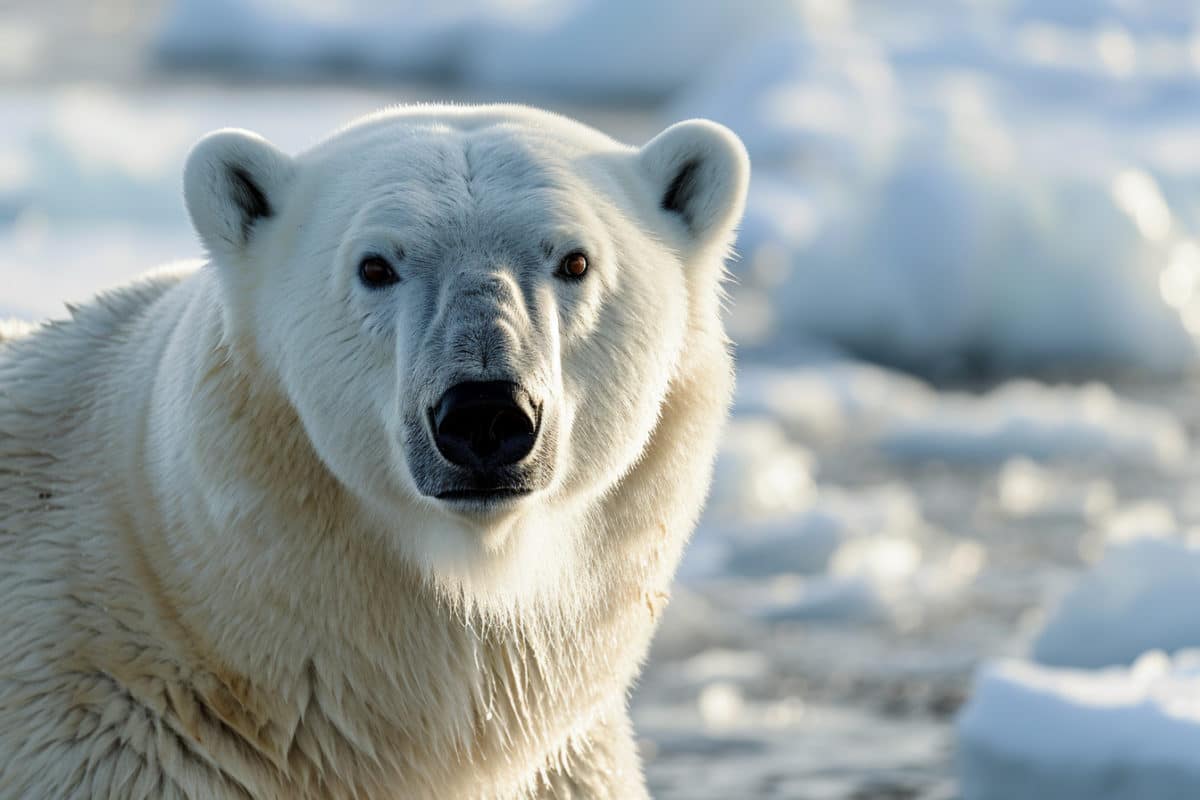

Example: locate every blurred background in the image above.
[6,1,1200,797]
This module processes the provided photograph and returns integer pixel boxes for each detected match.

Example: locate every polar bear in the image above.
[0,105,748,799]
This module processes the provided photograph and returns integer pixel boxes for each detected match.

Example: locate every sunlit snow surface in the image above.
[640,361,1200,797]
[9,0,1200,797]
[959,651,1200,800]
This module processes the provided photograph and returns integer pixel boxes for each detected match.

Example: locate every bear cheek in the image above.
[553,272,606,343]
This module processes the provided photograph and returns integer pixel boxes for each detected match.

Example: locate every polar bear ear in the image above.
[638,119,750,250]
[183,129,294,261]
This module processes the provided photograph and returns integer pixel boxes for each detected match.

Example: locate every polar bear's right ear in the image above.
[183,129,294,261]
[638,119,750,252]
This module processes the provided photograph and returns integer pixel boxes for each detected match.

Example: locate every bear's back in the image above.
[0,271,187,472]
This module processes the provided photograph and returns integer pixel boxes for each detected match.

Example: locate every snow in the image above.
[674,357,1185,637]
[156,0,804,100]
[737,362,1188,468]
[674,12,1200,373]
[687,407,986,626]
[735,360,933,443]
[742,536,984,626]
[959,519,1200,795]
[705,417,816,523]
[958,651,1200,800]
[460,0,804,101]
[640,699,955,800]
[1033,536,1200,669]
[993,458,1116,522]
[880,381,1188,468]
[712,485,920,580]
[156,0,508,79]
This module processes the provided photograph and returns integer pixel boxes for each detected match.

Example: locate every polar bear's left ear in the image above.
[183,128,294,261]
[639,119,750,251]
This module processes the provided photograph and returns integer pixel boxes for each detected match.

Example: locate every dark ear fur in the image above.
[225,164,273,242]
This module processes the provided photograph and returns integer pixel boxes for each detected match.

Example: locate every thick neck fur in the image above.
[8,266,730,798]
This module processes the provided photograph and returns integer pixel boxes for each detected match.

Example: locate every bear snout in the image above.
[431,381,540,471]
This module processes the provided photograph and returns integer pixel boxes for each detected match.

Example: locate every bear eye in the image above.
[358,255,400,289]
[557,252,589,280]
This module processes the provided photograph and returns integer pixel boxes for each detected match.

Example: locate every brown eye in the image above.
[559,252,589,279]
[358,255,399,288]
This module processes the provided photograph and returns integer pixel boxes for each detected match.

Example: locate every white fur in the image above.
[0,104,748,798]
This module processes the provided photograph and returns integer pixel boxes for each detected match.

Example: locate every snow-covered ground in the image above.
[647,359,1200,797]
[952,524,1200,797]
[1034,534,1200,669]
[959,652,1200,800]
[8,0,1200,796]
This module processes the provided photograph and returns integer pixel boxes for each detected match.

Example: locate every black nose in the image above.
[432,381,539,469]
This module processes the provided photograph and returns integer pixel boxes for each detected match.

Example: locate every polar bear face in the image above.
[183,106,747,588]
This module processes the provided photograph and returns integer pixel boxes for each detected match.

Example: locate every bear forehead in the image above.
[312,121,607,195]
[309,124,615,237]
[316,104,621,156]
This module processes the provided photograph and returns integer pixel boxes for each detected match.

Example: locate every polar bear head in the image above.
[183,106,747,598]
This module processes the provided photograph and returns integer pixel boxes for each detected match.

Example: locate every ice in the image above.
[738,360,1187,467]
[725,159,1200,373]
[462,0,805,100]
[157,0,804,100]
[993,458,1115,522]
[645,588,761,663]
[639,696,955,800]
[747,537,983,625]
[881,381,1188,468]
[1103,501,1181,544]
[674,12,1200,373]
[735,360,933,443]
[1,86,386,223]
[156,0,510,79]
[685,357,1186,633]
[697,412,928,583]
[958,651,1200,800]
[1006,0,1198,35]
[1033,536,1200,669]
[667,354,1184,664]
[690,431,985,624]
[0,86,407,320]
[705,417,816,523]
[716,484,922,581]
[0,221,199,320]
[692,410,983,623]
